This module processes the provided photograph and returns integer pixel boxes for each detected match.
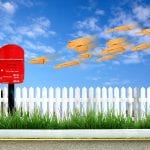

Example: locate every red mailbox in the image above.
[0,44,24,84]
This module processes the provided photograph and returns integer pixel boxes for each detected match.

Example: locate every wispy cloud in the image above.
[76,17,101,32]
[133,5,150,22]
[0,1,16,14]
[15,0,34,7]
[23,40,56,53]
[25,50,38,59]
[79,0,97,11]
[122,52,142,64]
[103,78,130,86]
[18,17,56,38]
[85,76,102,81]
[95,9,105,16]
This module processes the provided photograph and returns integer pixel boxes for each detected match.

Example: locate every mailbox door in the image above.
[0,44,24,84]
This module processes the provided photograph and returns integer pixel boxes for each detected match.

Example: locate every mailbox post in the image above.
[0,44,24,113]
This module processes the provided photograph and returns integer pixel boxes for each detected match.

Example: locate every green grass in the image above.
[0,110,150,129]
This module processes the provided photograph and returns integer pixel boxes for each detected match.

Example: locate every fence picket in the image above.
[121,87,126,117]
[16,87,21,111]
[22,87,28,113]
[35,87,41,112]
[55,87,61,118]
[147,87,150,115]
[89,87,94,111]
[62,87,68,118]
[28,87,34,114]
[108,87,113,112]
[75,87,80,112]
[95,87,101,114]
[102,87,107,114]
[114,87,120,115]
[127,87,133,117]
[42,87,47,115]
[48,87,54,116]
[134,88,139,119]
[140,87,146,118]
[2,87,8,115]
[68,87,74,116]
[82,87,87,114]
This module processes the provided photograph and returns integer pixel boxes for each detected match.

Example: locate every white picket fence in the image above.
[0,87,150,118]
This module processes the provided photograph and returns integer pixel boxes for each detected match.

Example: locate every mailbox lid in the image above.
[0,44,24,60]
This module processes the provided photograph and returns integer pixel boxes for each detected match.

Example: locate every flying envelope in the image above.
[96,55,117,62]
[78,53,92,59]
[131,43,150,51]
[54,60,80,69]
[136,29,150,35]
[67,35,97,53]
[106,38,127,47]
[68,36,93,47]
[70,43,96,53]
[101,46,126,55]
[29,56,48,64]
[107,25,136,33]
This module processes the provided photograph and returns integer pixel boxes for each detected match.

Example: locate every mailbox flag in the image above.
[0,44,24,84]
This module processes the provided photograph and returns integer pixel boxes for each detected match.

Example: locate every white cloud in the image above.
[95,9,105,16]
[24,40,55,54]
[122,52,142,64]
[0,2,16,14]
[103,78,129,86]
[133,5,150,22]
[86,76,102,81]
[112,60,120,65]
[108,10,136,27]
[79,0,96,11]
[18,17,56,38]
[25,50,38,59]
[71,30,91,38]
[15,0,34,7]
[76,17,101,32]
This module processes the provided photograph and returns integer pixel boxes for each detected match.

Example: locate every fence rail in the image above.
[0,87,150,118]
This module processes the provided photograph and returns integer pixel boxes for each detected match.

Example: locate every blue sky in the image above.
[0,0,150,88]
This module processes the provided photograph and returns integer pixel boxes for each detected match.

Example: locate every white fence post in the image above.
[89,87,94,111]
[114,87,120,115]
[108,87,113,113]
[48,87,54,116]
[28,87,34,114]
[35,87,41,112]
[55,87,61,118]
[140,87,146,118]
[22,87,28,113]
[68,87,74,116]
[62,87,68,118]
[42,87,47,115]
[102,87,107,114]
[15,87,21,112]
[82,87,87,114]
[75,87,80,112]
[134,87,139,120]
[121,87,126,117]
[2,87,8,115]
[127,87,133,117]
[147,87,150,115]
[95,87,101,114]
